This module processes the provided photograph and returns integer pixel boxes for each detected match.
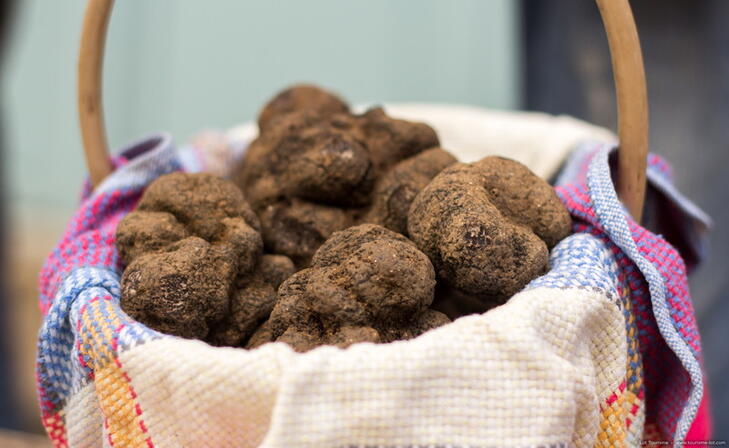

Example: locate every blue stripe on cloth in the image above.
[527,232,621,305]
[37,268,120,412]
[37,267,161,413]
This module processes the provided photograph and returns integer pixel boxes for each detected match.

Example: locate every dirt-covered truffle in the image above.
[233,85,449,266]
[117,173,289,342]
[258,84,349,131]
[115,211,190,264]
[261,224,449,352]
[117,172,262,265]
[254,198,356,267]
[121,237,237,339]
[408,156,572,304]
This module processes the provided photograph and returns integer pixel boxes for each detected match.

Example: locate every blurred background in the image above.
[0,0,726,443]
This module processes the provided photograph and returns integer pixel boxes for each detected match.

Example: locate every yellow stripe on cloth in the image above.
[79,296,153,447]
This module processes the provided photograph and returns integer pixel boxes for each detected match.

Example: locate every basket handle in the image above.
[78,0,648,221]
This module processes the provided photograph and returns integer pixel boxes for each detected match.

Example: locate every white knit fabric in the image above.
[67,281,625,448]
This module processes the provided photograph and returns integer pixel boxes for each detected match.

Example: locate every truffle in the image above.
[117,172,263,270]
[408,156,572,305]
[121,236,237,339]
[117,172,289,343]
[115,211,190,264]
[129,172,261,243]
[263,224,450,352]
[258,84,349,131]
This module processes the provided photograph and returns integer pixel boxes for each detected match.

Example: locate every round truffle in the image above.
[121,237,237,339]
[117,173,270,341]
[258,84,349,131]
[408,156,571,303]
[134,172,260,241]
[266,224,449,352]
[257,198,355,267]
[116,211,190,264]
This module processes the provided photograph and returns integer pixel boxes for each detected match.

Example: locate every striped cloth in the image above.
[36,133,710,447]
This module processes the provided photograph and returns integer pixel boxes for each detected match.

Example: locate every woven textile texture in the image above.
[36,133,710,447]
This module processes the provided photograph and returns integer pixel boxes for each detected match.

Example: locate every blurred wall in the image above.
[1,0,520,432]
[5,0,520,214]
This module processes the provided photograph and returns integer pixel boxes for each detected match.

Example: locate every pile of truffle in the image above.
[116,85,572,352]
